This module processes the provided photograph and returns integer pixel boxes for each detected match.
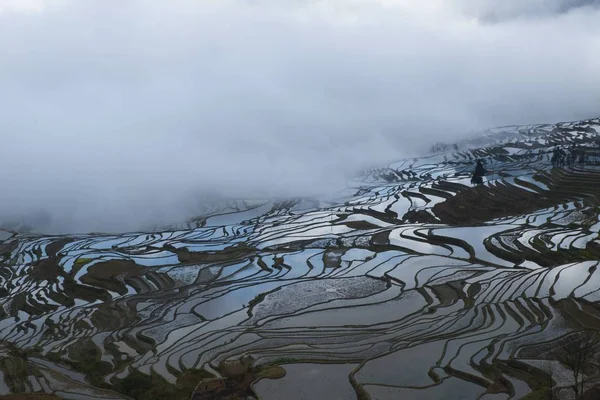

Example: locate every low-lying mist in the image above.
[1,0,600,233]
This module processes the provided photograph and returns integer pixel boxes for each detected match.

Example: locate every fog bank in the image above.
[1,0,600,233]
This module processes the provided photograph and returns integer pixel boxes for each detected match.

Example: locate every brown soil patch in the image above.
[79,260,145,295]
[432,183,557,225]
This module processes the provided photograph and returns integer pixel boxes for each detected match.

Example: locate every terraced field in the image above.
[3,119,600,399]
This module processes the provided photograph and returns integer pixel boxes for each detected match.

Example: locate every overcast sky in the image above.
[1,0,600,233]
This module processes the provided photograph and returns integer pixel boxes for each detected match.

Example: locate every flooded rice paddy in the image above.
[2,119,600,398]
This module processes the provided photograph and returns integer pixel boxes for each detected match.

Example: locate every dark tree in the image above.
[557,330,600,399]
[471,159,486,186]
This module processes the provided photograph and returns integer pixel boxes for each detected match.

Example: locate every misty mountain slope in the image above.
[2,119,600,399]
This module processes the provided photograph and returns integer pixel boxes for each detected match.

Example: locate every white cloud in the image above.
[457,0,599,21]
[0,0,48,14]
[0,0,599,232]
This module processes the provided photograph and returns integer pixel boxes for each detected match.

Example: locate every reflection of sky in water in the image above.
[203,202,272,227]
[503,147,524,156]
[364,377,486,400]
[357,340,447,387]
[129,252,180,267]
[194,281,283,320]
[573,233,596,249]
[255,363,358,400]
[552,261,597,300]
[263,289,428,329]
[435,225,514,267]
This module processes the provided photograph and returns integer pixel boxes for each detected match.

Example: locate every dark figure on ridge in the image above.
[471,159,486,186]
[551,147,565,167]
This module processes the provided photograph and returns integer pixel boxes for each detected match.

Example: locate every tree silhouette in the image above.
[556,329,600,399]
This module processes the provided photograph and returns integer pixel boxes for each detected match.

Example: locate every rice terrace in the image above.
[3,119,600,399]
